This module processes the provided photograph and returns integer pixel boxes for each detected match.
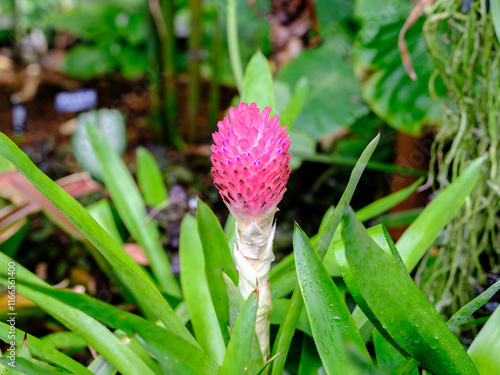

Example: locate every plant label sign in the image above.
[12,104,27,135]
[55,89,97,113]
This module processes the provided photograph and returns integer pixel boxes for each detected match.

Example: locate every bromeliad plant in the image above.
[1,54,500,374]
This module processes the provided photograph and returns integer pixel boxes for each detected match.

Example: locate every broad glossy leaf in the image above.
[354,0,445,135]
[219,292,259,375]
[0,133,192,343]
[136,147,168,207]
[0,280,156,375]
[241,51,275,112]
[448,278,500,331]
[468,306,500,374]
[294,223,370,373]
[179,214,226,365]
[343,208,478,375]
[277,37,369,140]
[85,122,181,297]
[397,156,486,271]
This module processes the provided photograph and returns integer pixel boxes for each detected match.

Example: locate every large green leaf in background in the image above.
[277,35,369,140]
[354,0,446,135]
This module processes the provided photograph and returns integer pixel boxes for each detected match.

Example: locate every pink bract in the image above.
[211,102,291,225]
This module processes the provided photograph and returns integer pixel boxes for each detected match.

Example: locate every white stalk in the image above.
[233,215,275,359]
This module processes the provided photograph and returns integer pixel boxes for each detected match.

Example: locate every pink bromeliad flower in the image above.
[211,102,291,227]
[211,102,291,358]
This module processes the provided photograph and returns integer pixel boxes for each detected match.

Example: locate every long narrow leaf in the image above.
[86,123,180,297]
[447,278,500,331]
[294,223,370,373]
[179,214,226,365]
[219,292,259,375]
[136,147,168,207]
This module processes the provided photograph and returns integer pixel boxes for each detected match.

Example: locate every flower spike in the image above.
[211,102,291,358]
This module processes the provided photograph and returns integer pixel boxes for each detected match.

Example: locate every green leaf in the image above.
[196,199,238,344]
[276,38,369,140]
[354,0,445,135]
[85,122,181,297]
[179,214,226,365]
[448,278,500,332]
[0,280,156,375]
[241,51,275,112]
[396,156,486,271]
[224,213,236,251]
[136,147,168,207]
[72,109,126,182]
[279,77,309,129]
[0,133,193,344]
[294,223,370,373]
[223,273,265,373]
[223,272,244,331]
[468,306,500,374]
[219,292,259,375]
[343,208,479,375]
